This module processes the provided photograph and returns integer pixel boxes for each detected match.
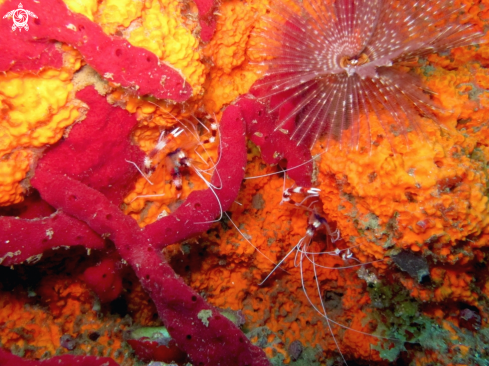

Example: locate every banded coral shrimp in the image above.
[123,100,223,226]
[117,93,395,363]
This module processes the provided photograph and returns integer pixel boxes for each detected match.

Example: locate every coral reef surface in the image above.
[1,0,489,365]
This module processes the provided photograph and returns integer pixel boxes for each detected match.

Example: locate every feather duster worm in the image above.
[251,0,482,148]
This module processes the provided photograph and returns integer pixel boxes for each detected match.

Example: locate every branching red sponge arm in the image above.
[194,0,218,41]
[83,257,123,303]
[0,85,140,266]
[237,96,314,187]
[0,212,105,266]
[35,86,145,204]
[0,348,119,366]
[0,0,191,101]
[32,171,269,366]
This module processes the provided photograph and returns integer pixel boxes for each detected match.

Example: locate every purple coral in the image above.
[251,0,482,148]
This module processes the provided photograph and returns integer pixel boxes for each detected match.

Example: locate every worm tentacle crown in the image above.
[252,0,483,149]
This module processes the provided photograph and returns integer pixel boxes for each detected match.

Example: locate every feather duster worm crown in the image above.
[251,0,483,149]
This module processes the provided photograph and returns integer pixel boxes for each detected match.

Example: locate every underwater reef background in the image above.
[1,0,489,365]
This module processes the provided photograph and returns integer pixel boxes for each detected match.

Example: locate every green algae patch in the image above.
[198,309,213,327]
